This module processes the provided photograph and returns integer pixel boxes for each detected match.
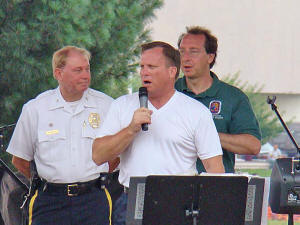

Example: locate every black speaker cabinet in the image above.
[269,158,300,214]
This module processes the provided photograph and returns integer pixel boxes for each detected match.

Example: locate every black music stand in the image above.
[141,175,248,225]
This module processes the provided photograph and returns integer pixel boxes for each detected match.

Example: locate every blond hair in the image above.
[52,46,91,76]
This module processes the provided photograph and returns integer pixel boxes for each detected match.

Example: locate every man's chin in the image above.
[81,85,89,91]
[183,72,194,77]
[76,87,88,94]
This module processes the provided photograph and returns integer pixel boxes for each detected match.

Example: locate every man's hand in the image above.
[93,107,152,166]
[12,156,31,178]
[128,107,152,134]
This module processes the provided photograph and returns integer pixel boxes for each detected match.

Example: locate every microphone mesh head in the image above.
[139,87,148,97]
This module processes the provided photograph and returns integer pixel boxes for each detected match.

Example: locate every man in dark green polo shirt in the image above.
[175,26,261,173]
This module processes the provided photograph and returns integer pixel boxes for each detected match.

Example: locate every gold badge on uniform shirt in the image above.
[88,113,100,128]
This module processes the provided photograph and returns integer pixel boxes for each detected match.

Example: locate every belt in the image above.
[40,178,100,197]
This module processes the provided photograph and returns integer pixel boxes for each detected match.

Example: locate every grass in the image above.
[238,168,272,177]
[269,221,300,225]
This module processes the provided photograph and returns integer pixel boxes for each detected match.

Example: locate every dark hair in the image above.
[141,41,181,78]
[178,26,218,68]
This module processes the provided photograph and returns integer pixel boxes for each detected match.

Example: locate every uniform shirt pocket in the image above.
[82,125,96,139]
[37,129,67,162]
[81,124,97,165]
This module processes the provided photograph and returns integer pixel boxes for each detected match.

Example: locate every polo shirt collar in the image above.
[180,71,220,98]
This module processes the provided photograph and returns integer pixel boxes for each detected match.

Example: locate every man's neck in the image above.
[59,87,84,102]
[185,72,213,95]
[149,89,176,109]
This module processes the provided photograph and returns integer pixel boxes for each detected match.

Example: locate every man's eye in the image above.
[191,50,201,54]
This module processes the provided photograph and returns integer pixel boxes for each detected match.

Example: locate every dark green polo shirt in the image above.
[175,72,261,173]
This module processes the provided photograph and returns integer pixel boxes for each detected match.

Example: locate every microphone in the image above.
[139,87,148,131]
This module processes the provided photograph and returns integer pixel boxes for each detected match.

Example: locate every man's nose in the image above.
[82,70,91,79]
[140,67,148,76]
[181,52,192,61]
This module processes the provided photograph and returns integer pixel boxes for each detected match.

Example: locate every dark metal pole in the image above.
[288,213,294,225]
[267,96,300,156]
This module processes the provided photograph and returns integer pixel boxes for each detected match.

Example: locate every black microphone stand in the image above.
[267,96,300,156]
[267,96,300,225]
[0,124,29,190]
[185,183,201,225]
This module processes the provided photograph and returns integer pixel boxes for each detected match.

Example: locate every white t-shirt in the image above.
[97,91,222,187]
[269,148,282,160]
[7,87,113,183]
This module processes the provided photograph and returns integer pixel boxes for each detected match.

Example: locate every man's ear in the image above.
[54,68,62,81]
[208,53,215,65]
[169,66,177,79]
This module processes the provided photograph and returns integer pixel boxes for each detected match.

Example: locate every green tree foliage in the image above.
[0,0,163,163]
[222,73,283,144]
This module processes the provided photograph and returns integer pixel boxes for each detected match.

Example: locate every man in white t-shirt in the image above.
[92,41,224,225]
[269,144,282,160]
[268,144,282,169]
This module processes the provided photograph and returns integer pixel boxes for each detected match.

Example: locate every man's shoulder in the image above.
[106,92,138,113]
[218,80,248,97]
[27,89,56,105]
[21,89,56,112]
[87,88,114,102]
[176,92,210,112]
[114,92,137,102]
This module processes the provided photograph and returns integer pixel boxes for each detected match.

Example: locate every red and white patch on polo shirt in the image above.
[209,100,222,114]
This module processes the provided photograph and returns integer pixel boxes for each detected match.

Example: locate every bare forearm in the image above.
[93,107,152,166]
[202,155,225,173]
[12,156,31,178]
[92,127,136,165]
[219,133,261,155]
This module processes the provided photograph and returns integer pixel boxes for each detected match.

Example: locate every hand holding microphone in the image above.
[139,87,149,131]
[128,87,151,133]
